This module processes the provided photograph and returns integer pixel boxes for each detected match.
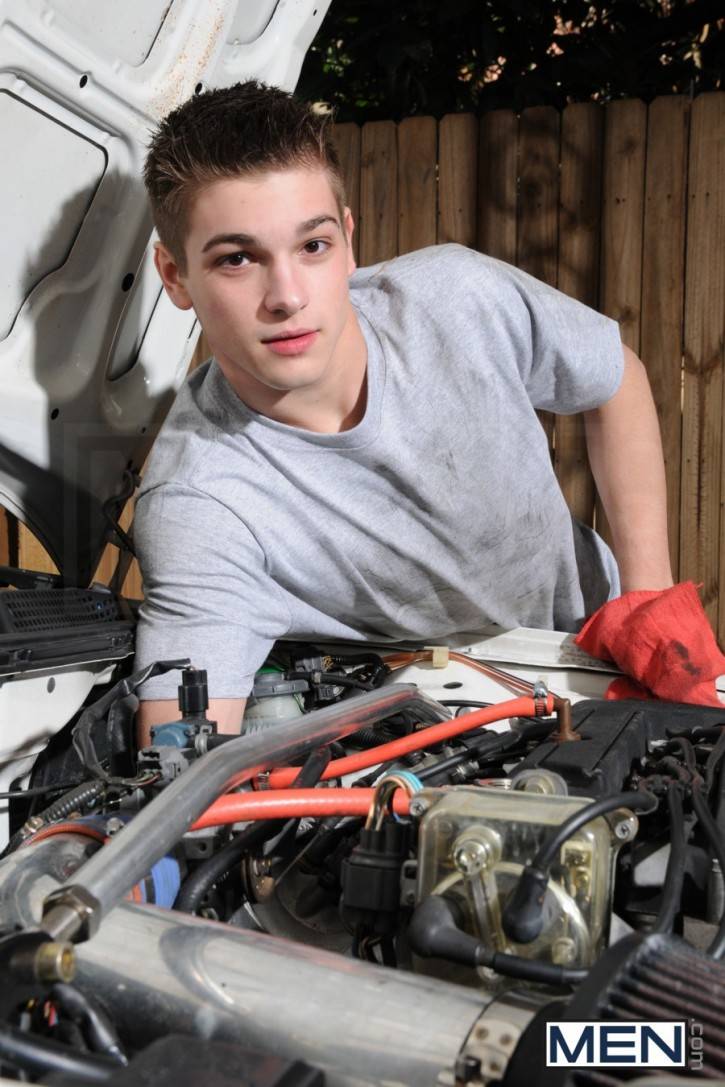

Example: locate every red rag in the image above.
[574,581,725,707]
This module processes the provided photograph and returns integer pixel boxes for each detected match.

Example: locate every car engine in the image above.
[0,588,724,1086]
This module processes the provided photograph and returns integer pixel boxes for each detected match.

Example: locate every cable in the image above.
[440,700,493,714]
[691,779,725,959]
[534,790,658,871]
[50,983,127,1065]
[652,783,688,934]
[0,781,87,800]
[408,895,586,987]
[503,789,658,945]
[0,1023,116,1082]
[365,771,422,830]
[264,694,555,790]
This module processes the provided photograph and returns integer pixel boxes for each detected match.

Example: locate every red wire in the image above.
[264,694,553,790]
[191,788,410,831]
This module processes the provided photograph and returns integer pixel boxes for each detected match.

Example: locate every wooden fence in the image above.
[2,94,724,642]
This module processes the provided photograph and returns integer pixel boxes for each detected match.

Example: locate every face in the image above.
[154,166,360,419]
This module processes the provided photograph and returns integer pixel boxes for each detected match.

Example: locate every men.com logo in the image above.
[547,1021,686,1067]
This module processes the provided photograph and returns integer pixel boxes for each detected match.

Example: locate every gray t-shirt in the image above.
[134,244,623,700]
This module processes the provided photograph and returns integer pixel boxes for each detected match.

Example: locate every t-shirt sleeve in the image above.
[133,483,291,702]
[416,245,625,414]
[486,256,624,413]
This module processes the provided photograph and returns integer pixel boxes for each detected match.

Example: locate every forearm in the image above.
[583,344,674,594]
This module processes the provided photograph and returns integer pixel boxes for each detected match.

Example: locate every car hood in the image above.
[0,0,329,585]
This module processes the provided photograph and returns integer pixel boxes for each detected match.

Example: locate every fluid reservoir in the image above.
[242,664,306,733]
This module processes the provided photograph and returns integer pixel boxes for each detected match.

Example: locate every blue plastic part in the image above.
[150,721,195,748]
[149,854,182,907]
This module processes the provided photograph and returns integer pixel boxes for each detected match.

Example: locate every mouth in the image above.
[262,329,319,356]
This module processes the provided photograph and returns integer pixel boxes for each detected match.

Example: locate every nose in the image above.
[262,258,308,317]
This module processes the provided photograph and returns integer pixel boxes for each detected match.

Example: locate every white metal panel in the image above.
[0,0,331,582]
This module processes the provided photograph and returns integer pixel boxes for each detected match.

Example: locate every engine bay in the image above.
[1,597,724,1086]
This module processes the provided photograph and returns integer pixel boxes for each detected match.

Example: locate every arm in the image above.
[137,697,247,748]
[583,344,674,593]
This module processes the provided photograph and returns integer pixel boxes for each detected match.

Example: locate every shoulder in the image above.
[351,243,497,290]
[350,244,539,315]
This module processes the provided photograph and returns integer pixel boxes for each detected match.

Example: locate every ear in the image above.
[343,208,356,275]
[153,242,193,310]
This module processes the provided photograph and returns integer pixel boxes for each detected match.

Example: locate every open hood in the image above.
[0,0,330,586]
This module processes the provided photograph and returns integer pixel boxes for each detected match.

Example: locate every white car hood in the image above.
[0,0,329,585]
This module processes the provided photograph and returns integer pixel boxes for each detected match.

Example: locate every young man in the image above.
[135,80,673,742]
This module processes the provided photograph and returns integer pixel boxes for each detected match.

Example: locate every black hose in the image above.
[174,747,330,914]
[50,983,127,1065]
[503,789,658,945]
[691,779,725,959]
[652,784,687,934]
[0,1023,116,1081]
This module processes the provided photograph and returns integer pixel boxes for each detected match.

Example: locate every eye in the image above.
[218,251,251,268]
[302,239,330,255]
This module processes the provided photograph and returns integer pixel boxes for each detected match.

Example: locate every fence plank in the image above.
[359,121,398,266]
[478,110,518,263]
[599,99,647,349]
[681,93,725,633]
[17,526,58,574]
[0,510,11,566]
[517,106,560,451]
[397,117,437,254]
[555,102,604,527]
[330,122,361,264]
[641,96,689,583]
[438,113,478,247]
[597,98,647,547]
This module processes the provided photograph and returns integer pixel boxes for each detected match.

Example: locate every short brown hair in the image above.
[144,80,346,270]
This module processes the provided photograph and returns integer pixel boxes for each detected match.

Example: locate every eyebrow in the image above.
[201,215,340,254]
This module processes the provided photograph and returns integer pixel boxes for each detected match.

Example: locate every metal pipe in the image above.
[42,685,446,942]
[0,835,491,1087]
[74,902,489,1087]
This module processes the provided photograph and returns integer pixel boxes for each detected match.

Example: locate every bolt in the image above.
[104,817,125,836]
[409,797,430,818]
[453,841,489,875]
[34,941,76,984]
[612,810,639,842]
[475,1026,489,1041]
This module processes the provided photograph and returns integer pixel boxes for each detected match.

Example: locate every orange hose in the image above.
[191,787,410,831]
[264,694,553,790]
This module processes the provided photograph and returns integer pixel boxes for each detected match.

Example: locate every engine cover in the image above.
[515,699,725,796]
